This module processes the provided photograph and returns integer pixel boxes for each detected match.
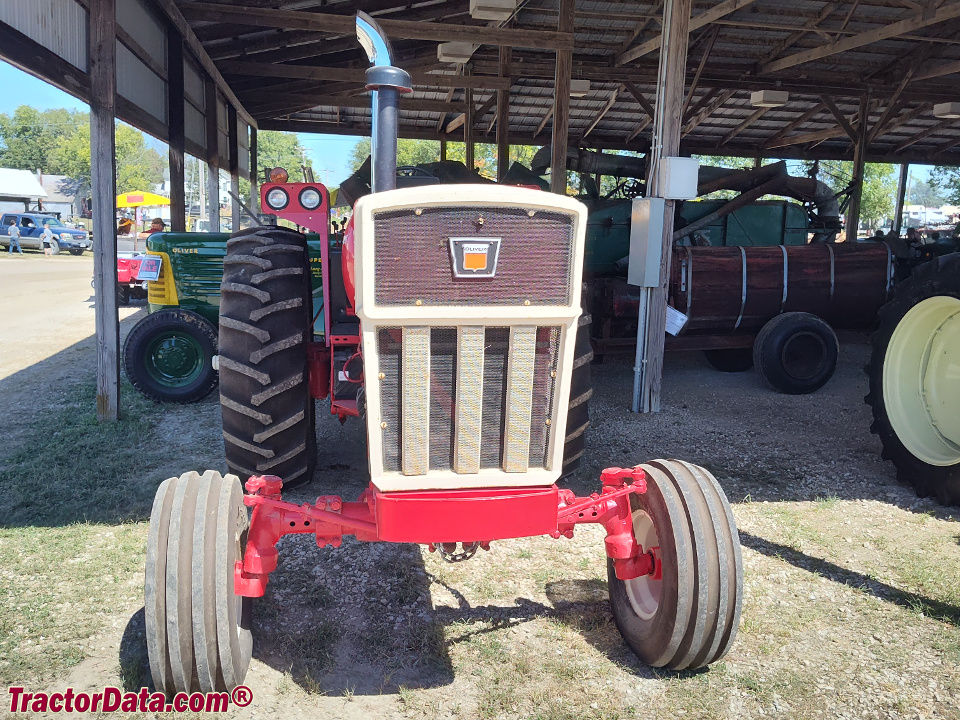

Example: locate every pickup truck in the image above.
[0,213,91,255]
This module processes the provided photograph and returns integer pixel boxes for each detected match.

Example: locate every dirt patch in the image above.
[2,299,959,719]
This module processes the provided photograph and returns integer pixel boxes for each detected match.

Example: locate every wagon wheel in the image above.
[608,460,743,670]
[866,253,960,505]
[144,471,252,695]
[753,312,838,394]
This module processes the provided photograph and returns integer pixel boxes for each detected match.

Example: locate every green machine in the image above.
[123,231,327,403]
[585,198,811,274]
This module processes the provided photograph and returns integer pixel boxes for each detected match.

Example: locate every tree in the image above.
[929,167,960,205]
[49,121,165,195]
[817,160,896,230]
[349,136,540,180]
[257,131,312,182]
[0,106,86,172]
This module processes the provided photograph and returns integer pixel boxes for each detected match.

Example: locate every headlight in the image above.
[265,187,289,210]
[59,233,71,240]
[299,187,322,210]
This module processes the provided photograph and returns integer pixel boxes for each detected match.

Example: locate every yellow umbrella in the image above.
[116,191,170,208]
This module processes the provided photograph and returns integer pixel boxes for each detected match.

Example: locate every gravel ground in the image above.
[8,332,959,719]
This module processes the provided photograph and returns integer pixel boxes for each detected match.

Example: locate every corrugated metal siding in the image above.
[117,42,167,124]
[184,60,205,109]
[0,0,87,71]
[184,101,206,148]
[116,0,166,74]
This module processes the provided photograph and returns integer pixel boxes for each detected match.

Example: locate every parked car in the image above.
[0,213,91,255]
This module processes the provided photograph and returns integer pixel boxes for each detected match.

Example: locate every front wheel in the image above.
[124,308,219,403]
[866,253,960,505]
[608,459,743,670]
[145,470,252,695]
[753,312,838,394]
[49,239,60,255]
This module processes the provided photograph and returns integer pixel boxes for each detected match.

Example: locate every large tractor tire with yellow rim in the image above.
[866,253,960,505]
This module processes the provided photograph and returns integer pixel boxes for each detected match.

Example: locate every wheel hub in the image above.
[883,295,960,466]
[147,333,203,386]
[623,510,662,620]
[781,331,827,380]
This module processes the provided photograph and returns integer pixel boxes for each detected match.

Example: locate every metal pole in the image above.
[893,162,909,235]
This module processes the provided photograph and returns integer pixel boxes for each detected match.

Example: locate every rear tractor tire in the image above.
[866,253,960,505]
[123,308,219,403]
[145,470,252,695]
[219,227,316,489]
[561,311,594,478]
[608,459,743,670]
[753,312,838,394]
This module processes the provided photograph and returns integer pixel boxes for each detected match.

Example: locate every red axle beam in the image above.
[235,467,657,598]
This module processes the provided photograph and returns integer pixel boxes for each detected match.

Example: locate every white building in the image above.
[0,168,48,213]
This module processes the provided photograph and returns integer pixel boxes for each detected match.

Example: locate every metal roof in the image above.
[0,169,48,199]
[170,1,960,163]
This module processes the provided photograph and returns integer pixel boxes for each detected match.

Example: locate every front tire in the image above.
[753,312,838,394]
[123,308,219,403]
[49,239,60,255]
[866,253,960,505]
[561,311,594,478]
[144,471,252,695]
[608,460,743,670]
[219,227,316,488]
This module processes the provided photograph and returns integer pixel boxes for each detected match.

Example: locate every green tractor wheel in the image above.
[124,308,219,403]
[866,253,960,505]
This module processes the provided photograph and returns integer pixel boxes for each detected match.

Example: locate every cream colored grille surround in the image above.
[353,185,587,492]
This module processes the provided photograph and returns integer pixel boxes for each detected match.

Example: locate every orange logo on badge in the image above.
[462,245,488,270]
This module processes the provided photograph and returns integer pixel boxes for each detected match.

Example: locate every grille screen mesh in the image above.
[373,206,575,306]
[377,326,561,474]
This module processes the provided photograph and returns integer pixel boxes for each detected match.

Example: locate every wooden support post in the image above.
[249,126,259,210]
[551,0,574,194]
[167,34,186,232]
[205,79,221,231]
[228,104,240,231]
[90,0,119,421]
[440,139,447,161]
[465,86,474,172]
[496,46,511,182]
[894,162,909,236]
[633,0,691,414]
[846,95,869,241]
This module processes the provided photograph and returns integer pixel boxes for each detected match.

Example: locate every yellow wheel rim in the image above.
[883,295,960,466]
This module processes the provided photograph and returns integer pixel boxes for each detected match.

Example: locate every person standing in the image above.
[7,221,22,255]
[40,222,55,256]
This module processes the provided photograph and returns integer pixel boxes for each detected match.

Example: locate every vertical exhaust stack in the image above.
[356,12,412,193]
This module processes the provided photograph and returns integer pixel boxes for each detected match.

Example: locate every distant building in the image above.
[37,173,82,218]
[0,168,48,213]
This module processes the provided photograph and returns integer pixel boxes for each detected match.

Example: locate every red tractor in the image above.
[142,13,743,696]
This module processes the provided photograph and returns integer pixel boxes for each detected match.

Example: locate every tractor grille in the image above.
[377,325,562,475]
[373,206,576,306]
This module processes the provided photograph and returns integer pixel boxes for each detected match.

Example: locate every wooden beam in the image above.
[765,126,848,149]
[820,95,858,142]
[178,3,573,50]
[249,127,259,207]
[845,95,869,240]
[894,116,960,152]
[762,102,825,149]
[914,59,960,81]
[581,87,621,141]
[218,60,509,90]
[936,134,960,154]
[638,0,691,414]
[626,117,652,144]
[150,0,256,128]
[623,81,656,118]
[893,162,909,235]
[497,46,511,181]
[465,84,475,171]
[90,0,119,421]
[682,89,733,135]
[551,0,574,193]
[618,0,754,65]
[205,79,221,231]
[228,105,241,232]
[247,93,467,115]
[762,3,960,75]
[534,106,554,138]
[445,93,496,134]
[721,106,770,145]
[875,102,934,139]
[168,34,186,233]
[681,25,719,118]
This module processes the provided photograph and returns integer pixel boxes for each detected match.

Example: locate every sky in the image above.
[0,59,935,188]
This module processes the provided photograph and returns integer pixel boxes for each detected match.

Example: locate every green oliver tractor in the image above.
[122,231,325,403]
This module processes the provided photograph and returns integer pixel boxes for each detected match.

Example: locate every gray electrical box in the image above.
[627,197,665,287]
